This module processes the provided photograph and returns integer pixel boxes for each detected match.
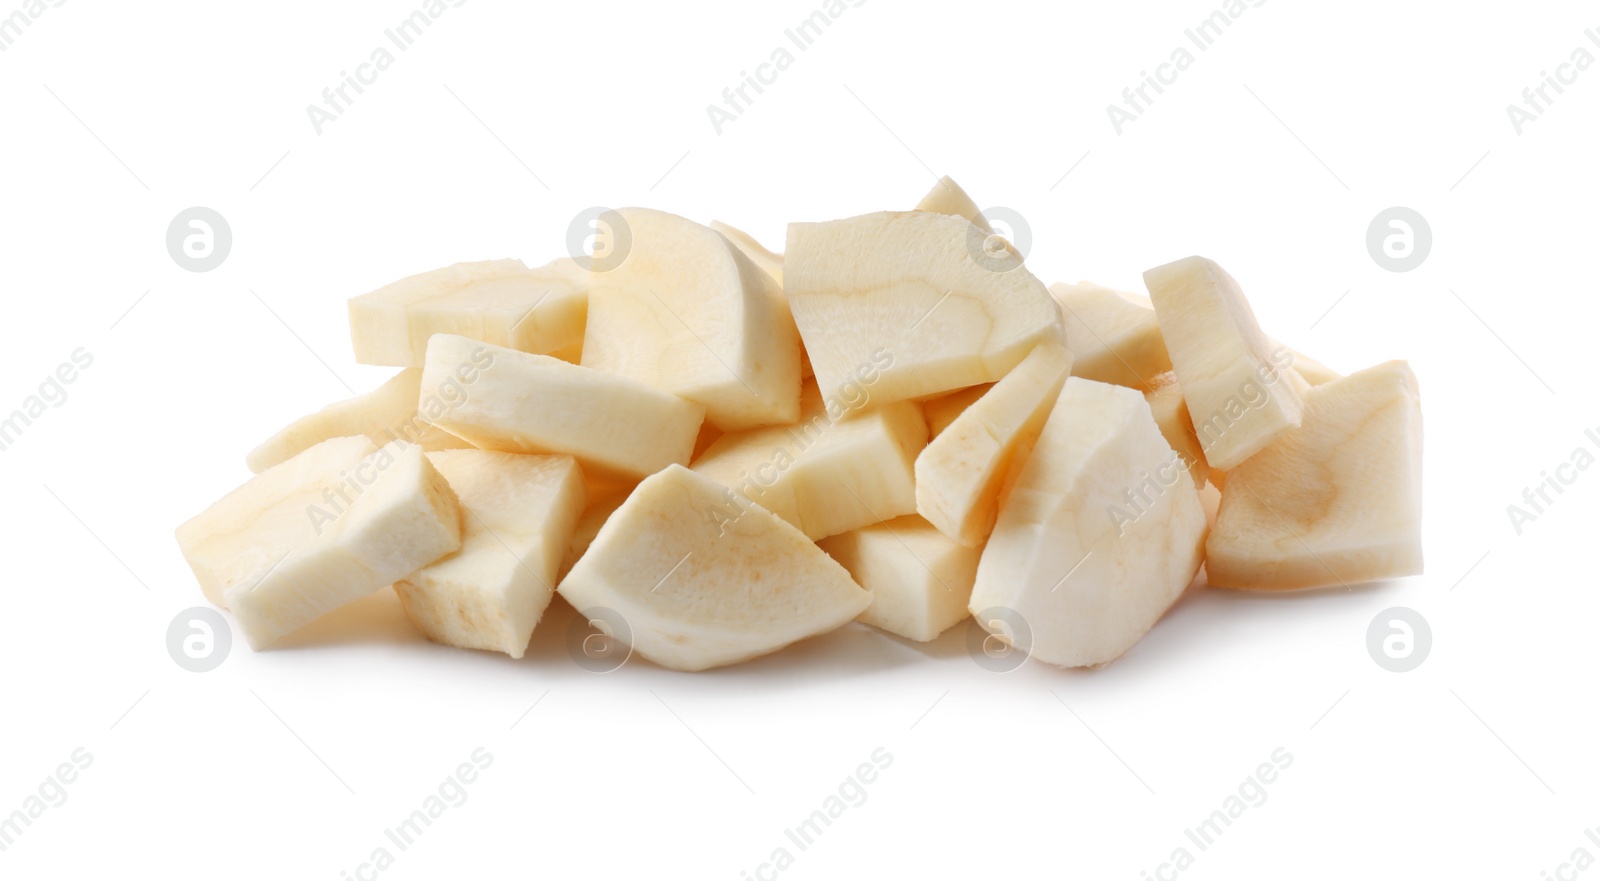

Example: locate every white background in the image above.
[2,1,1596,878]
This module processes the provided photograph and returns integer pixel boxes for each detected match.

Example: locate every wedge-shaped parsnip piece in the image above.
[557,465,870,671]
[1143,372,1209,488]
[969,379,1207,668]
[1049,281,1172,389]
[559,479,636,580]
[421,335,705,481]
[916,342,1071,546]
[225,441,462,649]
[709,220,783,287]
[786,211,1062,406]
[349,258,587,367]
[1281,344,1341,386]
[394,451,584,658]
[246,368,468,474]
[1207,361,1423,590]
[914,176,993,233]
[708,220,813,380]
[178,436,378,609]
[692,379,927,541]
[582,208,801,431]
[1144,257,1303,470]
[921,383,992,439]
[818,514,979,642]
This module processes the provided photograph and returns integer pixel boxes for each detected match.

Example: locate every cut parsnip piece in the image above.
[1206,361,1423,590]
[1144,257,1303,470]
[786,211,1062,406]
[420,335,704,481]
[969,378,1207,668]
[582,208,801,430]
[709,220,784,287]
[1280,344,1341,386]
[178,436,378,609]
[1143,372,1209,488]
[348,258,587,367]
[818,514,979,642]
[916,342,1071,546]
[226,441,463,649]
[692,422,725,461]
[394,451,584,658]
[1049,281,1172,389]
[709,220,812,380]
[921,383,992,439]
[914,176,993,233]
[692,379,927,540]
[246,368,468,474]
[557,465,870,671]
[559,480,636,580]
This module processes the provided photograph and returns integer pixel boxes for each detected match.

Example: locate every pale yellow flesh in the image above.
[1206,361,1423,590]
[246,368,469,474]
[1143,372,1210,488]
[225,441,463,650]
[1144,257,1304,471]
[582,208,802,431]
[1280,344,1342,385]
[556,465,870,671]
[178,436,378,609]
[420,334,705,482]
[691,380,928,541]
[913,176,993,233]
[969,378,1207,668]
[709,219,812,380]
[818,514,979,642]
[1049,281,1172,390]
[394,451,585,658]
[559,476,638,581]
[915,342,1072,547]
[709,220,784,287]
[785,211,1062,407]
[348,258,587,367]
[921,383,993,439]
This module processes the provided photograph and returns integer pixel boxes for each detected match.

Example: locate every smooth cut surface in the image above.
[178,436,378,609]
[349,258,588,367]
[1144,256,1303,470]
[692,379,927,541]
[225,441,463,649]
[395,451,585,658]
[915,342,1071,546]
[245,368,468,474]
[969,378,1207,668]
[421,335,705,481]
[818,514,980,642]
[556,465,870,671]
[583,208,801,431]
[786,210,1062,406]
[1207,360,1424,590]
